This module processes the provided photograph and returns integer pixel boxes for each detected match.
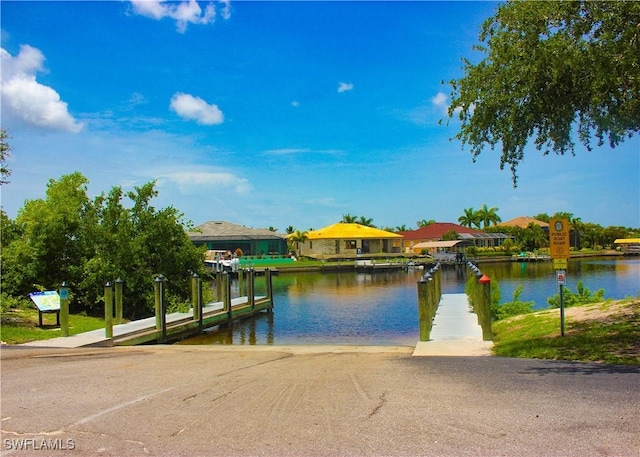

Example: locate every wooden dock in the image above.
[354,259,407,272]
[22,295,272,348]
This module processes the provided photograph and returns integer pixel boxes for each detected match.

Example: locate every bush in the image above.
[547,281,605,308]
[0,293,30,313]
[491,285,534,321]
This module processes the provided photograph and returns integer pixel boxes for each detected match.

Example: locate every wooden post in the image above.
[417,276,430,341]
[224,272,232,322]
[104,281,113,338]
[160,277,167,342]
[115,277,124,325]
[238,268,245,297]
[191,273,200,321]
[154,276,162,332]
[59,282,70,337]
[479,275,493,341]
[265,268,273,311]
[197,276,203,328]
[215,272,222,303]
[248,269,255,309]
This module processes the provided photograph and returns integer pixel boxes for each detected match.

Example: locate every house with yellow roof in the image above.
[299,222,402,259]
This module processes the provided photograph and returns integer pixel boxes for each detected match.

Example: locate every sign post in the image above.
[549,218,570,336]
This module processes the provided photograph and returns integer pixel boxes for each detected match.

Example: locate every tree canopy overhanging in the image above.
[447,1,640,185]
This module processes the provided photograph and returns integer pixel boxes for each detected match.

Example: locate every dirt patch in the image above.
[565,299,640,362]
[565,299,639,325]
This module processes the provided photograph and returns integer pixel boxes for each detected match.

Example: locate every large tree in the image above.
[2,173,205,317]
[448,1,640,184]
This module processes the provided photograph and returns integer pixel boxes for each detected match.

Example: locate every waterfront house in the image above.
[188,221,288,256]
[299,222,402,259]
[397,222,509,254]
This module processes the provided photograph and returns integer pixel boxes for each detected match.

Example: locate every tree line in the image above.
[1,172,206,318]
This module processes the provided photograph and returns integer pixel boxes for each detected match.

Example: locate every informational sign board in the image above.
[29,291,61,311]
[549,218,571,259]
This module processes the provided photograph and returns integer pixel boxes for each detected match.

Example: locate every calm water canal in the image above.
[179,257,640,347]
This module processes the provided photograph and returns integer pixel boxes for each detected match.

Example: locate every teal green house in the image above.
[188,221,288,257]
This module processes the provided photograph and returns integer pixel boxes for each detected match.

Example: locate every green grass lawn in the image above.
[492,298,640,365]
[1,307,105,345]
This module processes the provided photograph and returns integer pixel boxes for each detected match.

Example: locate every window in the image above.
[345,240,357,250]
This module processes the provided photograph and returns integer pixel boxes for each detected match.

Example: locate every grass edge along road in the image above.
[2,298,639,367]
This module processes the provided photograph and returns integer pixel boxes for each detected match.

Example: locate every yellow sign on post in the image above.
[553,258,568,269]
[549,218,570,259]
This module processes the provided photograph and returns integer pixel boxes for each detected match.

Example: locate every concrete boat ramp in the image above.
[412,293,493,356]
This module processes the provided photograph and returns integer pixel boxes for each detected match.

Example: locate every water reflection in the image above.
[178,258,640,346]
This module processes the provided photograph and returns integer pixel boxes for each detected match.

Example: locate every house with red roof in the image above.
[397,222,509,254]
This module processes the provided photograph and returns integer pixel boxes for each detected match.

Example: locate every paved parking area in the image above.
[2,345,638,456]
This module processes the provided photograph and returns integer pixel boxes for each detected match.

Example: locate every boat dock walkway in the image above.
[413,293,493,356]
[21,296,270,349]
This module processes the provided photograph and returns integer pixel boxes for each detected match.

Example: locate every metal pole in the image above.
[560,284,565,337]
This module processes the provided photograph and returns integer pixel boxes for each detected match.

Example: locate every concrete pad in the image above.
[412,340,494,356]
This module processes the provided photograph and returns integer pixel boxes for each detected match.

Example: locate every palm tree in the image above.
[477,204,501,228]
[285,225,295,235]
[357,216,375,227]
[289,230,308,258]
[458,207,480,228]
[342,214,357,223]
[417,219,434,228]
[395,224,409,232]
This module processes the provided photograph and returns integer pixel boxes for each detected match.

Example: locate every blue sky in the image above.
[2,0,639,232]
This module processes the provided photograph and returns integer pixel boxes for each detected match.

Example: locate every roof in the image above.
[397,222,485,241]
[306,223,402,240]
[188,221,286,241]
[614,238,640,244]
[498,217,549,228]
[412,240,475,249]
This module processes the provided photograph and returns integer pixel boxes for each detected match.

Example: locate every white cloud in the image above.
[337,82,354,93]
[431,91,449,115]
[170,92,224,125]
[0,45,84,133]
[291,100,300,107]
[432,90,469,118]
[304,197,344,208]
[263,148,310,156]
[130,0,229,33]
[160,170,251,194]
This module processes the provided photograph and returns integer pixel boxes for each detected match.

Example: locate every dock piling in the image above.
[115,278,124,325]
[104,281,113,339]
[59,281,70,337]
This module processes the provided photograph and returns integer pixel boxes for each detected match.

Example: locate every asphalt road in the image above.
[1,345,639,456]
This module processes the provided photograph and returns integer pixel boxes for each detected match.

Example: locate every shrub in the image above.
[491,285,534,321]
[547,281,605,308]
